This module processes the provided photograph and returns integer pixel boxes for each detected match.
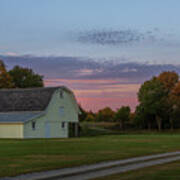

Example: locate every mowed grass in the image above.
[0,134,180,177]
[94,161,180,180]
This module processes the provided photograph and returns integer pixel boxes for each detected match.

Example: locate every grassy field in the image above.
[0,134,180,177]
[80,122,180,135]
[94,161,180,180]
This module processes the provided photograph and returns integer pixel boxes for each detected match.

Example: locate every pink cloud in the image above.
[44,78,131,85]
[77,97,139,112]
[4,52,19,56]
[44,78,140,112]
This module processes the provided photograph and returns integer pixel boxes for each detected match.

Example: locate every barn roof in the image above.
[0,111,44,123]
[0,86,68,112]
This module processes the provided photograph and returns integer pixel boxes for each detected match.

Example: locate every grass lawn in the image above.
[94,161,180,180]
[0,134,180,177]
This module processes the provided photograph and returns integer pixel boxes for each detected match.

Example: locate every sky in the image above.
[0,0,180,111]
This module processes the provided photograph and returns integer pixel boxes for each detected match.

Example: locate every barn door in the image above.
[68,123,79,137]
[45,122,51,138]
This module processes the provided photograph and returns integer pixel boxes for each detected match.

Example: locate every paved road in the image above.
[60,155,180,180]
[1,151,180,180]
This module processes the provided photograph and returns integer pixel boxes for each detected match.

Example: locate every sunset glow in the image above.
[1,0,180,112]
[44,78,140,112]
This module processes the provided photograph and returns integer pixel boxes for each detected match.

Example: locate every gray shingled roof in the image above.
[0,112,44,123]
[0,86,60,112]
[0,86,76,123]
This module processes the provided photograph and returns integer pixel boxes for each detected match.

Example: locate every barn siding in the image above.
[23,116,45,138]
[46,89,79,123]
[0,123,23,138]
[24,89,78,138]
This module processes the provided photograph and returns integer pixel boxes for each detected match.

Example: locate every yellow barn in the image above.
[0,86,80,138]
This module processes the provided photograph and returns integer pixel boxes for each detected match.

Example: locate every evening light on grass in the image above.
[0,134,180,177]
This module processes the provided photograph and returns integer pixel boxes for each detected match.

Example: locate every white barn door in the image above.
[45,122,51,138]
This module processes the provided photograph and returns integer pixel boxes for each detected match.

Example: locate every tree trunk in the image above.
[156,116,162,131]
[147,121,152,130]
[119,120,124,130]
[169,117,174,130]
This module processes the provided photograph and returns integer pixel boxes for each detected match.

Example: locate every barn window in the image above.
[61,122,65,128]
[59,106,65,116]
[60,90,64,98]
[32,121,36,130]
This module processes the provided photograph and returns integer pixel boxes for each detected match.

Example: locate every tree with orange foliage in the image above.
[158,71,179,130]
[85,113,95,122]
[0,60,14,88]
[158,71,179,92]
[169,81,180,129]
[96,107,115,122]
[171,81,180,105]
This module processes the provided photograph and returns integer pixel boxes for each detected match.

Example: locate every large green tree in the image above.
[115,106,130,130]
[9,65,44,88]
[138,77,167,131]
[134,104,155,130]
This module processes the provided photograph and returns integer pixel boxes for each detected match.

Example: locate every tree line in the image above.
[0,59,180,131]
[79,71,180,131]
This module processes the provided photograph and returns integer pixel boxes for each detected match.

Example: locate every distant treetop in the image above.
[0,59,44,89]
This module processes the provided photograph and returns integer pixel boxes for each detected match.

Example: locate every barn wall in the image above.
[24,115,45,138]
[46,89,79,123]
[24,89,78,138]
[0,123,23,138]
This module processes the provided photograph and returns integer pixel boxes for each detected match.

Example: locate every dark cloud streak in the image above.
[77,29,158,46]
[0,55,180,84]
